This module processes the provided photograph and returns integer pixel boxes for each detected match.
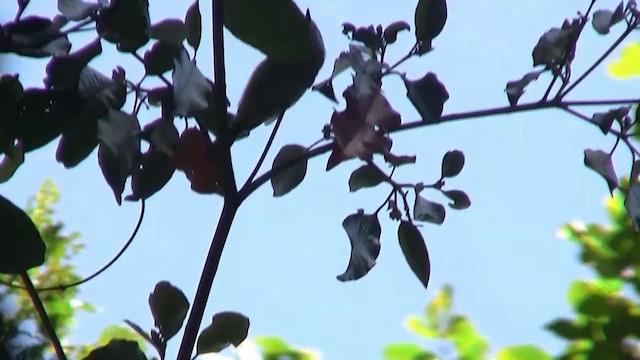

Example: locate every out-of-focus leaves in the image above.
[96,0,150,52]
[545,318,590,340]
[584,149,618,194]
[82,339,147,360]
[625,160,640,230]
[496,345,553,360]
[404,72,449,123]
[185,1,202,52]
[337,211,382,282]
[398,221,431,288]
[0,195,46,274]
[1,16,71,58]
[608,42,640,79]
[414,194,445,225]
[271,144,308,197]
[45,37,102,90]
[592,2,625,35]
[148,281,189,341]
[196,311,250,354]
[383,342,435,360]
[150,19,187,45]
[144,41,181,76]
[58,0,102,21]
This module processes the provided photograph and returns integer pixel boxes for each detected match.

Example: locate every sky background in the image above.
[1,0,639,359]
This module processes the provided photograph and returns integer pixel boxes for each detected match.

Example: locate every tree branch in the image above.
[242,112,285,190]
[19,272,67,360]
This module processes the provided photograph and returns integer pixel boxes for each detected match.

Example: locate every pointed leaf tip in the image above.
[0,195,46,274]
[583,149,618,194]
[337,212,382,282]
[271,144,309,197]
[398,221,431,289]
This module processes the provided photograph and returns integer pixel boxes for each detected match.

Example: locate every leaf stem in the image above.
[242,112,285,189]
[19,271,67,360]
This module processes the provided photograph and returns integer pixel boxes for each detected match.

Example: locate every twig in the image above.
[383,43,417,75]
[242,112,285,189]
[563,98,640,106]
[19,272,67,360]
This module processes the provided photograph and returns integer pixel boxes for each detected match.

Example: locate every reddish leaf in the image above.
[171,128,224,195]
[326,86,401,171]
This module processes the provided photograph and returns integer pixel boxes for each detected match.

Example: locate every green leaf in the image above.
[254,336,292,354]
[427,285,453,326]
[447,317,489,360]
[608,42,640,79]
[95,325,148,353]
[337,211,382,282]
[0,195,46,273]
[348,165,385,192]
[148,281,189,341]
[404,316,438,338]
[150,19,187,45]
[545,318,590,340]
[58,0,101,21]
[224,0,317,63]
[271,144,308,197]
[383,342,435,360]
[96,0,150,52]
[82,339,147,360]
[185,1,202,52]
[414,0,447,52]
[196,311,250,354]
[398,221,431,288]
[496,345,553,360]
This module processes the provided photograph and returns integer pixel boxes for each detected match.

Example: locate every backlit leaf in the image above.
[441,150,464,178]
[348,165,385,192]
[583,149,618,194]
[496,345,552,360]
[148,281,189,341]
[404,72,449,123]
[414,0,447,52]
[172,48,212,117]
[150,19,187,45]
[608,42,640,79]
[414,195,445,225]
[592,2,625,35]
[398,221,431,288]
[0,195,46,274]
[271,144,308,197]
[196,311,250,354]
[383,343,435,360]
[337,211,382,282]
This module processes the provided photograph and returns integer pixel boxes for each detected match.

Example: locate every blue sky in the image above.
[2,0,639,359]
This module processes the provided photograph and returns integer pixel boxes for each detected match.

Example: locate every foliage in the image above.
[3,0,640,359]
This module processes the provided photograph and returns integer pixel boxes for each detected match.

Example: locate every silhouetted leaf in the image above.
[171,128,224,194]
[496,345,552,360]
[384,153,417,167]
[327,86,400,170]
[532,24,579,66]
[348,165,385,192]
[383,342,435,360]
[441,150,464,178]
[337,211,382,282]
[144,41,181,76]
[545,319,590,340]
[414,194,445,225]
[55,107,99,168]
[311,45,371,103]
[584,149,618,194]
[224,0,316,62]
[126,150,175,201]
[414,0,447,52]
[185,1,202,52]
[78,66,127,111]
[196,311,250,354]
[505,69,545,106]
[0,195,46,274]
[625,160,640,230]
[404,72,449,123]
[82,339,147,360]
[398,221,431,289]
[148,281,189,341]
[96,0,150,52]
[442,190,471,210]
[383,21,410,44]
[150,19,187,45]
[2,16,71,58]
[45,37,102,89]
[172,48,212,117]
[58,0,102,21]
[271,144,308,197]
[0,142,24,183]
[591,107,629,135]
[592,2,625,35]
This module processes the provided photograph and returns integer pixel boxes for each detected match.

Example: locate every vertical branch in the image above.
[176,1,240,359]
[19,272,67,360]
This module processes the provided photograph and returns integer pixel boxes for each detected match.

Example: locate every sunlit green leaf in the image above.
[383,342,435,360]
[497,345,553,360]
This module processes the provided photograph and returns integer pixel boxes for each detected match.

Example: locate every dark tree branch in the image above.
[242,111,285,190]
[19,272,67,360]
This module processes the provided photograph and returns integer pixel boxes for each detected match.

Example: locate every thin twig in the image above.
[382,43,417,75]
[242,112,285,189]
[563,98,640,106]
[19,272,67,360]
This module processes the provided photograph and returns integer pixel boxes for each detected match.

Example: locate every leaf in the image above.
[144,41,181,76]
[383,343,435,360]
[404,316,438,338]
[78,66,127,109]
[311,45,372,103]
[185,1,202,52]
[404,72,449,123]
[148,281,189,341]
[58,0,102,21]
[441,150,465,178]
[337,211,382,282]
[414,195,446,225]
[95,324,148,353]
[231,47,324,134]
[583,149,618,194]
[505,69,545,106]
[545,318,589,340]
[592,2,625,35]
[414,0,447,52]
[0,142,25,183]
[591,107,629,134]
[126,150,175,201]
[123,319,154,345]
[398,221,431,288]
[55,107,99,168]
[442,190,471,210]
[150,19,187,45]
[96,0,150,52]
[224,0,317,63]
[172,48,212,117]
[82,339,147,360]
[383,21,411,44]
[384,153,417,167]
[270,144,308,197]
[496,345,552,360]
[327,86,401,170]
[532,24,579,67]
[348,165,385,192]
[608,42,640,79]
[171,128,224,195]
[3,16,72,58]
[255,336,294,354]
[196,311,250,354]
[625,159,640,230]
[45,37,103,90]
[426,285,453,325]
[0,194,46,274]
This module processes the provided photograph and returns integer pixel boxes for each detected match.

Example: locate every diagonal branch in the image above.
[242,112,285,189]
